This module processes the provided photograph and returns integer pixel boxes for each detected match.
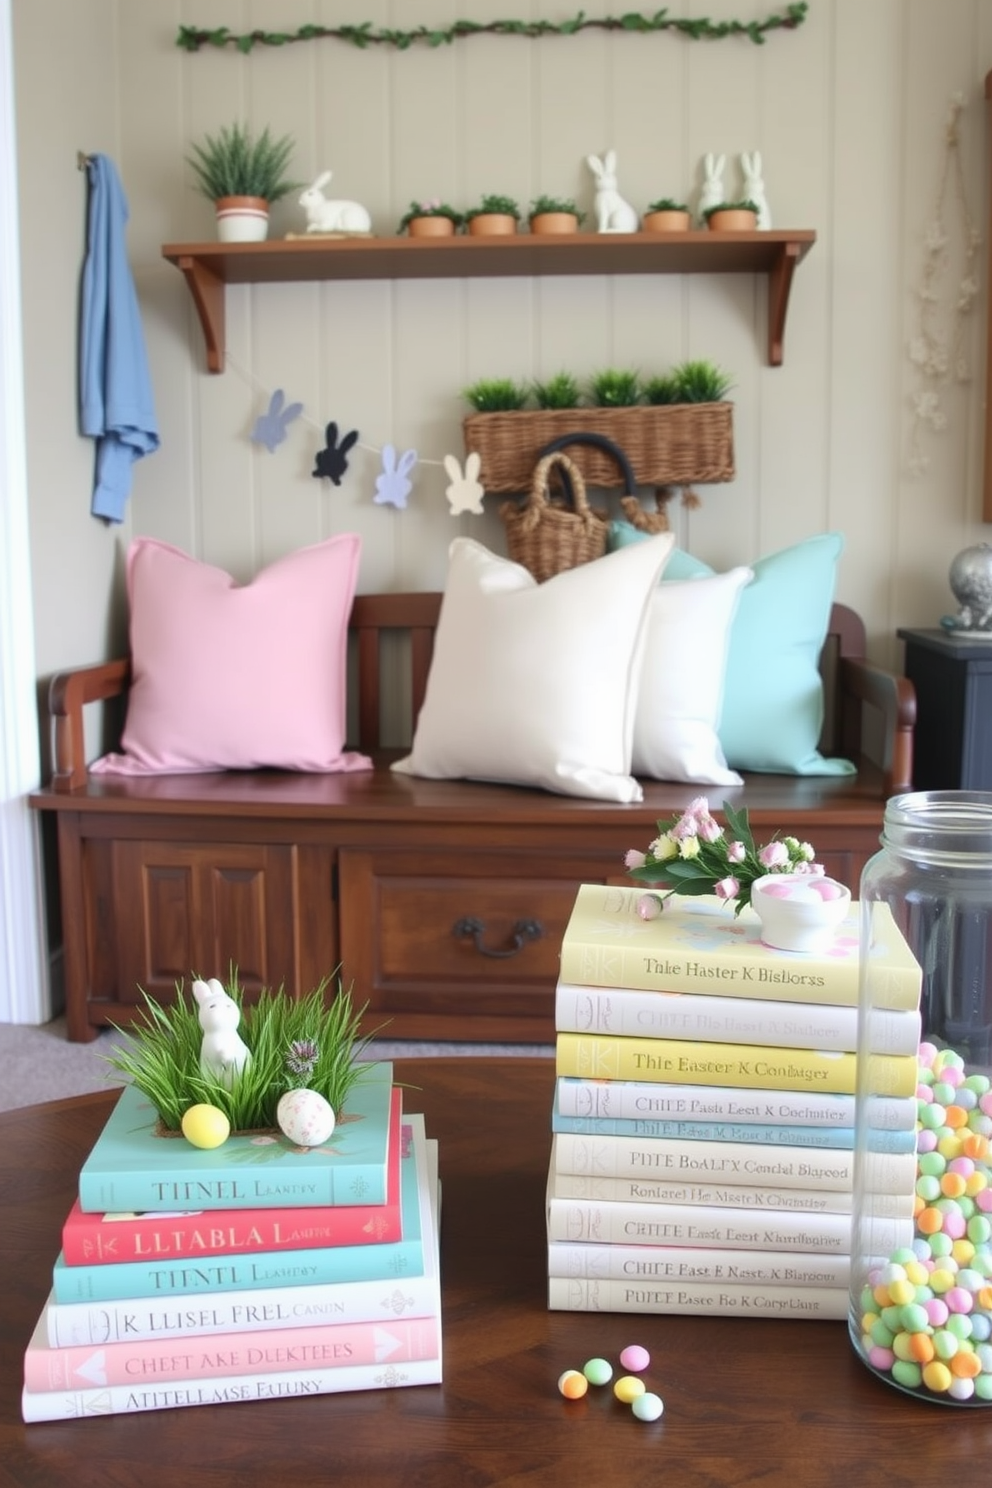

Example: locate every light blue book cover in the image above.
[54,1117,426,1304]
[550,1092,915,1153]
[77,1064,394,1214]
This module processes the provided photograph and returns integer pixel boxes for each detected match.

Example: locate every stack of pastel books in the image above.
[22,1062,442,1421]
[546,884,923,1321]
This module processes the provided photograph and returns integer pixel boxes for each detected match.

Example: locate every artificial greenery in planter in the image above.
[703,198,759,229]
[397,199,464,233]
[462,357,735,493]
[528,194,586,231]
[644,359,733,405]
[646,197,689,214]
[589,368,641,408]
[464,377,530,412]
[533,371,582,410]
[105,977,377,1134]
[186,122,299,241]
[464,194,521,223]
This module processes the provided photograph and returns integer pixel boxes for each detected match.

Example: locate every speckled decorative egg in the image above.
[276,1089,336,1147]
[181,1103,231,1150]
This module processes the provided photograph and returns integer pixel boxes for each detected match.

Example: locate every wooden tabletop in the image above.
[2,1058,990,1486]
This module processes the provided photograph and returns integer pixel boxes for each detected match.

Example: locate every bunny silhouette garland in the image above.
[242,367,488,514]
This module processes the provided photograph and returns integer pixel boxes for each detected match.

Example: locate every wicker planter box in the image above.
[462,403,734,493]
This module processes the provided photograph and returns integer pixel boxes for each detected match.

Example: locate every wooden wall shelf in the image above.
[162,229,816,374]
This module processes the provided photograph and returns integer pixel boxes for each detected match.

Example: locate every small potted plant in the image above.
[642,198,692,233]
[704,198,759,232]
[464,194,521,237]
[528,195,586,235]
[186,122,298,242]
[398,199,464,238]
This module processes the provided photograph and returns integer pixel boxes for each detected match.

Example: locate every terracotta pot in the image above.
[215,196,269,243]
[642,209,692,234]
[706,208,758,232]
[528,212,580,236]
[406,216,457,238]
[466,214,518,237]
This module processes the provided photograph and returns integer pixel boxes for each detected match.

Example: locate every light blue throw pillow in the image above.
[608,524,855,776]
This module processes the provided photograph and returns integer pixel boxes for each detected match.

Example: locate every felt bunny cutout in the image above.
[312,422,359,485]
[586,150,639,233]
[697,152,726,224]
[739,150,771,230]
[374,445,417,508]
[193,978,252,1089]
[251,388,303,453]
[443,452,485,515]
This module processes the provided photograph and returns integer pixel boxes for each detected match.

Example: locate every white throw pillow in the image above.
[393,534,675,802]
[632,567,753,784]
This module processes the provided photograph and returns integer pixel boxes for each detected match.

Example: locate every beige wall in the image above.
[14,0,992,709]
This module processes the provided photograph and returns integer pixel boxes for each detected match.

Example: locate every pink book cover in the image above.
[60,1088,402,1265]
[24,1309,440,1392]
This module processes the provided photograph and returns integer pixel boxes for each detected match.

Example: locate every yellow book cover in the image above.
[558,885,921,1011]
[554,1031,917,1097]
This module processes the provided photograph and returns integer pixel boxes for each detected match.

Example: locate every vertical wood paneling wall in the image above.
[15,0,992,696]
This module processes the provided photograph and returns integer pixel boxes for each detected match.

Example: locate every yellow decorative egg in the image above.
[181,1103,231,1150]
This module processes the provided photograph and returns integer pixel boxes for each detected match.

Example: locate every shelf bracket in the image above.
[176,254,226,373]
[766,242,801,368]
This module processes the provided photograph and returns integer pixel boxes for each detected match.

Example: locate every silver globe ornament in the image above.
[943,543,992,633]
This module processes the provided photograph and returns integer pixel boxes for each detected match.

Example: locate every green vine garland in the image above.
[176,6,809,55]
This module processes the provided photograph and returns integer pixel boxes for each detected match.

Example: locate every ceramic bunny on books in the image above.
[193,977,252,1088]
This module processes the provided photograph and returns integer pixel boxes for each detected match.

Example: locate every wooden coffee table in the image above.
[2,1058,989,1486]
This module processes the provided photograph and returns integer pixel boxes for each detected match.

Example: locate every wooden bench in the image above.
[30,595,915,1044]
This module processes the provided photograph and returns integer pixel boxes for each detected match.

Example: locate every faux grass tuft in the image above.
[104,977,379,1132]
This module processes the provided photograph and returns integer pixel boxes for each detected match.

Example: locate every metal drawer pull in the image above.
[452,916,544,959]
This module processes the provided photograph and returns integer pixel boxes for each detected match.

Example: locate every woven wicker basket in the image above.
[464,402,734,493]
[499,450,608,583]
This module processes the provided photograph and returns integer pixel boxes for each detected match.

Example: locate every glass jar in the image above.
[851,791,992,1404]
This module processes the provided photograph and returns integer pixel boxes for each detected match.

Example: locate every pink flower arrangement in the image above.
[625,797,824,918]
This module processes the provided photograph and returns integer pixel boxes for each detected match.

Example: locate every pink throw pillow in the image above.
[91,536,373,775]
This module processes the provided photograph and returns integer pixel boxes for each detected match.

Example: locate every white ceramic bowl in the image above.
[750,874,852,953]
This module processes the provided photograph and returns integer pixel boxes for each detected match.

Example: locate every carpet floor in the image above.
[0,1016,553,1112]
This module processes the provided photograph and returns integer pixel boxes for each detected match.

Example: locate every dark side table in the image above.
[898,626,992,790]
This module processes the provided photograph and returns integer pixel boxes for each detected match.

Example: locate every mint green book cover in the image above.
[77,1064,394,1214]
[55,1116,427,1304]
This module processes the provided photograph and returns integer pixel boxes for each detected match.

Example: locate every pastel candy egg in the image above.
[180,1103,231,1149]
[276,1088,335,1147]
[582,1357,613,1386]
[619,1344,651,1373]
[614,1375,646,1404]
[558,1370,588,1400]
[632,1392,664,1423]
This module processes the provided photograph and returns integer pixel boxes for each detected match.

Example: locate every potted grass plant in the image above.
[186,122,298,242]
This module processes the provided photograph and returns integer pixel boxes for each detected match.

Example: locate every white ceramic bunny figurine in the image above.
[298,171,372,234]
[739,150,771,230]
[193,977,252,1089]
[586,150,639,233]
[697,152,726,224]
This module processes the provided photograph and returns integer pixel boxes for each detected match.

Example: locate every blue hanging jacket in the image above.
[79,154,159,522]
